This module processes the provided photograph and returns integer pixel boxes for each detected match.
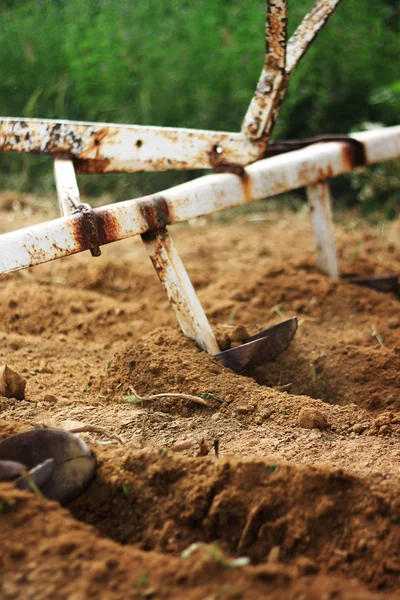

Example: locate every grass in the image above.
[135,573,149,588]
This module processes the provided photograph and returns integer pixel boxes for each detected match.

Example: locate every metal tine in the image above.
[243,0,340,148]
[54,156,81,216]
[306,180,339,278]
[141,229,220,356]
[286,0,342,75]
[242,0,288,142]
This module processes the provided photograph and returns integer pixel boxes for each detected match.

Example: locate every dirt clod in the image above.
[229,325,250,343]
[298,407,330,430]
[0,365,26,400]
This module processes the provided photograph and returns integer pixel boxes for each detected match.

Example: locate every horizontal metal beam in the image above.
[0,117,261,172]
[0,125,399,275]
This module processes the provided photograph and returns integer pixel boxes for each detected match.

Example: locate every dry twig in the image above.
[68,425,125,445]
[125,386,211,408]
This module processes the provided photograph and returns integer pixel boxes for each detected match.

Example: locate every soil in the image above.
[1,194,400,599]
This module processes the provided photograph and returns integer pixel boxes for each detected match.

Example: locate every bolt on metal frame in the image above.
[1,0,399,356]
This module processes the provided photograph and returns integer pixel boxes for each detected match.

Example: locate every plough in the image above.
[1,0,399,373]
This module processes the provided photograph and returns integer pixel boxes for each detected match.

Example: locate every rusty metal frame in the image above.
[1,0,399,356]
[0,1,341,172]
[1,125,399,276]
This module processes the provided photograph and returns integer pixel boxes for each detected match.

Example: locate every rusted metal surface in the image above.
[0,126,399,275]
[306,181,339,278]
[141,228,220,355]
[242,0,287,142]
[53,157,101,257]
[0,117,262,171]
[242,0,340,146]
[139,196,171,232]
[72,203,102,257]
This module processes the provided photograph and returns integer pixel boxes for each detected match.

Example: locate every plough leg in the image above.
[141,229,220,355]
[306,180,339,278]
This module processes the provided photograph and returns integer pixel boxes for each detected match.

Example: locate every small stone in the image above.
[43,394,58,403]
[249,296,264,308]
[229,325,249,343]
[0,365,26,400]
[224,394,235,403]
[236,405,254,414]
[70,303,83,314]
[267,546,280,563]
[211,412,223,421]
[255,417,263,426]
[379,425,390,435]
[298,408,329,430]
[58,541,77,556]
[296,556,319,575]
[388,318,400,329]
[262,410,273,419]
[215,332,230,351]
[142,588,158,599]
[374,414,390,428]
[353,423,366,434]
[171,440,193,452]
[357,539,368,552]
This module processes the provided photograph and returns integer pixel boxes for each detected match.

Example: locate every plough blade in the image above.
[215,317,298,373]
[349,275,399,295]
[0,429,96,504]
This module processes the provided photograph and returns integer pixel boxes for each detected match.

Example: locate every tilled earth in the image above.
[1,194,400,599]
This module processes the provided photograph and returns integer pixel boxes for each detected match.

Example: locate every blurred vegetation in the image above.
[0,0,399,214]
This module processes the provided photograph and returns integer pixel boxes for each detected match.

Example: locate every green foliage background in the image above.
[0,0,399,209]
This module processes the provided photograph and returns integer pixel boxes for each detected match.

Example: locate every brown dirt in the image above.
[1,197,400,599]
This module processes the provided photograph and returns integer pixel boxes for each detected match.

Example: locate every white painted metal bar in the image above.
[141,230,220,354]
[0,126,399,275]
[306,181,339,278]
[0,117,260,172]
[54,157,81,215]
